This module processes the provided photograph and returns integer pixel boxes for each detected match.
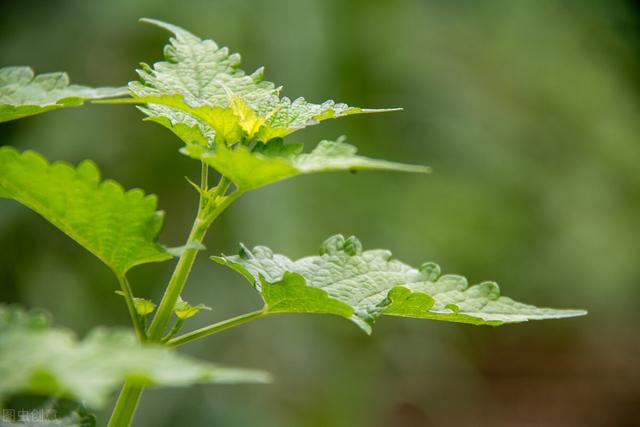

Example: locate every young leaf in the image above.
[213,235,587,334]
[0,306,271,408]
[184,138,430,191]
[129,19,399,146]
[0,67,127,122]
[173,296,212,320]
[0,147,171,275]
[114,291,156,316]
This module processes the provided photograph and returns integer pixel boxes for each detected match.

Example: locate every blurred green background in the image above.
[1,0,639,426]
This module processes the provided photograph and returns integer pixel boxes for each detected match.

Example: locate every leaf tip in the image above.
[139,18,191,38]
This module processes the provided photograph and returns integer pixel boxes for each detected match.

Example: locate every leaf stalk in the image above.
[167,309,266,347]
[117,275,146,342]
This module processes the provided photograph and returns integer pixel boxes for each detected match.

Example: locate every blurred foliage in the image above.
[1,0,639,426]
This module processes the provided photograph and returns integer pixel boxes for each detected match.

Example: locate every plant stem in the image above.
[167,310,266,347]
[110,170,242,426]
[212,176,231,199]
[198,161,209,210]
[162,317,185,342]
[117,275,145,342]
[107,381,144,427]
[146,215,210,341]
[146,187,242,341]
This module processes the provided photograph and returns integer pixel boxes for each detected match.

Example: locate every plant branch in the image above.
[111,172,241,426]
[147,176,241,342]
[107,380,144,427]
[167,309,267,348]
[162,317,185,342]
[198,161,209,210]
[146,213,210,341]
[117,274,145,342]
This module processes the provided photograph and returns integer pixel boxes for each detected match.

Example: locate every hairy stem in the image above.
[167,310,266,348]
[107,381,144,427]
[117,275,145,342]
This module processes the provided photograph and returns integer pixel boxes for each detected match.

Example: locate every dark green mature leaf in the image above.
[0,306,271,408]
[185,138,430,191]
[0,67,127,122]
[129,19,399,146]
[0,147,171,274]
[213,235,587,334]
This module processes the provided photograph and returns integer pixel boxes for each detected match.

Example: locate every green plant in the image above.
[0,18,586,427]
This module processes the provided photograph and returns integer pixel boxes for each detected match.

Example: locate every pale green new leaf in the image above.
[115,291,156,316]
[129,19,399,145]
[0,67,127,122]
[213,235,587,334]
[0,306,271,408]
[173,296,211,320]
[0,147,171,274]
[185,138,430,191]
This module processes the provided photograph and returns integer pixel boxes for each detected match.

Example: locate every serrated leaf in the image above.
[0,147,171,274]
[0,306,271,408]
[259,272,354,317]
[129,19,399,146]
[144,114,212,147]
[173,296,211,320]
[184,138,430,191]
[213,235,587,334]
[0,67,127,122]
[114,291,156,316]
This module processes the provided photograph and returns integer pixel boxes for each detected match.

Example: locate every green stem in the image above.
[167,310,266,348]
[147,188,242,341]
[211,176,231,200]
[110,171,241,426]
[199,162,209,209]
[117,275,145,342]
[107,381,144,427]
[203,187,242,223]
[162,317,185,342]
[147,215,210,341]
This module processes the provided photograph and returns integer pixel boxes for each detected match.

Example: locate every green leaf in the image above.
[164,240,206,257]
[129,19,400,146]
[173,296,211,320]
[184,138,430,191]
[0,67,127,122]
[114,291,156,316]
[212,235,587,334]
[0,306,271,408]
[259,272,354,318]
[0,147,172,275]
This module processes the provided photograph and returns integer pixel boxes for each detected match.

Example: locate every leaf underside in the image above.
[184,138,430,191]
[0,147,171,274]
[130,19,399,147]
[0,66,127,122]
[0,306,271,408]
[213,235,587,334]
